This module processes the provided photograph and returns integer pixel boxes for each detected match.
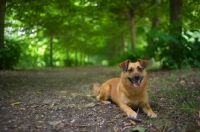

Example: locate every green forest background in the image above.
[0,0,200,70]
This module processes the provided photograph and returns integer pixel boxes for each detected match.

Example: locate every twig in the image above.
[126,117,142,122]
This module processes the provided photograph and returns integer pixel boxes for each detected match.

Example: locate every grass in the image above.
[147,68,200,131]
[165,80,200,116]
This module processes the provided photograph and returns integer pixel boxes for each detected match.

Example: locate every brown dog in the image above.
[93,59,157,119]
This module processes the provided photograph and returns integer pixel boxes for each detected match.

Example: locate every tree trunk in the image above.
[151,0,161,29]
[50,32,53,67]
[0,0,6,49]
[130,16,136,50]
[167,0,182,69]
[146,0,161,59]
[151,17,161,29]
[121,32,127,52]
[169,0,182,49]
[74,50,78,66]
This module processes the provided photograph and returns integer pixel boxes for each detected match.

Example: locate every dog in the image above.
[93,59,157,119]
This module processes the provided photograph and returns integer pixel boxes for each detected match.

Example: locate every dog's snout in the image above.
[134,74,140,80]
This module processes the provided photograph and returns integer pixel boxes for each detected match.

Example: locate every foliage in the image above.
[0,38,21,69]
[118,47,145,64]
[147,27,200,69]
[0,0,200,69]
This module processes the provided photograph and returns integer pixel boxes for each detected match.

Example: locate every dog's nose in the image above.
[134,74,140,80]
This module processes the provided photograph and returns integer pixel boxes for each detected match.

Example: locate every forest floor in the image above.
[0,66,200,132]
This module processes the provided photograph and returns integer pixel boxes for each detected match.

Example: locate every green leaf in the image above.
[132,126,145,132]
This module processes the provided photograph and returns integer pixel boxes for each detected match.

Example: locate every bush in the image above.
[0,39,21,70]
[147,29,200,69]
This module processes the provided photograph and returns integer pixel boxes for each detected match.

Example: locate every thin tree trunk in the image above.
[50,31,53,67]
[121,32,127,52]
[74,50,78,66]
[130,16,136,50]
[66,47,69,65]
[0,0,6,49]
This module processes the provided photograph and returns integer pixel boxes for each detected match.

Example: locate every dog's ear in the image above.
[119,60,131,71]
[137,59,149,69]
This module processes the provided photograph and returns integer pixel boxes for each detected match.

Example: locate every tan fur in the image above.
[93,59,157,119]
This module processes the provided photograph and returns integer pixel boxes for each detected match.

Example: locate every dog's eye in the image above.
[138,67,143,72]
[127,69,133,73]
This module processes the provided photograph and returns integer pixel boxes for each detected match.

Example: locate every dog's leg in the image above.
[93,83,101,96]
[141,103,157,118]
[97,84,111,104]
[119,104,137,119]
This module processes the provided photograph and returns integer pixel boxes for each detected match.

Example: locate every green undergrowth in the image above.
[147,69,200,131]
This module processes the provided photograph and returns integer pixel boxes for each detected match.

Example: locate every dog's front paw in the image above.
[147,111,157,118]
[127,110,137,119]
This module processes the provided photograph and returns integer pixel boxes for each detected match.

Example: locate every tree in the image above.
[125,1,154,50]
[2,0,200,69]
[103,0,155,50]
[169,0,182,49]
[168,0,183,68]
[0,0,6,48]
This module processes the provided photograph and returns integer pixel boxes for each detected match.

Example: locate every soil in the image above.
[0,66,200,132]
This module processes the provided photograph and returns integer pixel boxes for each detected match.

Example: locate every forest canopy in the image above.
[0,0,200,69]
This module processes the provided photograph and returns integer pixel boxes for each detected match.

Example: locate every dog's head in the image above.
[119,59,149,88]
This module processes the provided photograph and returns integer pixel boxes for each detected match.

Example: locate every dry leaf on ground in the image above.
[10,102,21,106]
[49,121,62,127]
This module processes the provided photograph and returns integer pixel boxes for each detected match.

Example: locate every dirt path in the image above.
[0,67,200,131]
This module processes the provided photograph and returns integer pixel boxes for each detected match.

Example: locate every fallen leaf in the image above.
[132,126,145,132]
[60,91,67,94]
[198,121,200,126]
[130,120,136,125]
[123,120,136,126]
[37,121,44,123]
[49,121,62,127]
[180,80,186,85]
[71,93,77,96]
[190,82,194,85]
[31,105,39,108]
[67,104,76,108]
[199,111,200,118]
[58,95,66,98]
[10,102,21,106]
[37,92,41,94]
[124,122,132,126]
[169,107,174,110]
[51,102,57,106]
[20,108,26,111]
[85,102,95,108]
[86,95,92,97]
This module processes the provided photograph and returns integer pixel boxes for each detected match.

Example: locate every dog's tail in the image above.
[93,83,101,96]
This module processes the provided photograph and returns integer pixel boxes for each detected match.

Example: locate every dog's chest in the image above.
[121,94,142,107]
